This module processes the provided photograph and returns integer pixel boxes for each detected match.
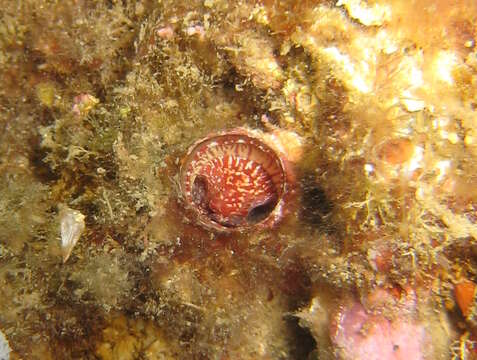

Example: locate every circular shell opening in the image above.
[180,131,287,232]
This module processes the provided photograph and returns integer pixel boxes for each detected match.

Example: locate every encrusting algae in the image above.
[0,0,477,359]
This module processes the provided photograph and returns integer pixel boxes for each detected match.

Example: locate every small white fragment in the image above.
[404,145,423,175]
[185,25,205,40]
[59,205,85,263]
[433,51,459,85]
[337,0,391,26]
[435,160,451,182]
[321,47,372,93]
[0,329,11,360]
[401,98,425,112]
[364,163,374,174]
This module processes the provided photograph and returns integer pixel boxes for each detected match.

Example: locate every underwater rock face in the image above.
[1,0,477,358]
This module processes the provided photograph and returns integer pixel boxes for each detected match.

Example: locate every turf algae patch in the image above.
[0,0,477,359]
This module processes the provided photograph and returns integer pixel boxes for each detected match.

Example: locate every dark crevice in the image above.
[299,173,333,227]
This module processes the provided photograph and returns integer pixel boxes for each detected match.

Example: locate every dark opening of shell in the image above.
[245,194,278,224]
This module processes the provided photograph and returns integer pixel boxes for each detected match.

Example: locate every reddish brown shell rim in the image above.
[179,128,291,232]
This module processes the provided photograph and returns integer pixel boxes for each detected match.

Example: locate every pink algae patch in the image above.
[331,302,427,360]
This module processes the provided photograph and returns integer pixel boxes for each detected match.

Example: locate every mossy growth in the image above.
[0,0,477,358]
